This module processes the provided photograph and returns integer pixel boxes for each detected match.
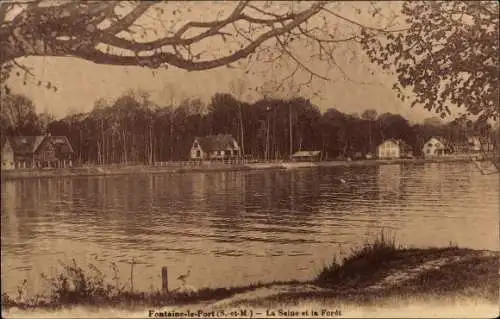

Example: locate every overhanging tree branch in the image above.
[0,1,391,74]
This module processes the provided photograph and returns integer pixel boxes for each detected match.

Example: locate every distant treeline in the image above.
[1,90,498,164]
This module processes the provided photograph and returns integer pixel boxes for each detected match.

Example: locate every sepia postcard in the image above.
[1,1,498,318]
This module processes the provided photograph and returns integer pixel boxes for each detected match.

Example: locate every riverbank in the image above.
[0,155,485,180]
[2,236,497,318]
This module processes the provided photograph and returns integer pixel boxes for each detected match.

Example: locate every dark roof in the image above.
[48,136,75,154]
[6,136,45,155]
[195,134,239,152]
[4,136,74,155]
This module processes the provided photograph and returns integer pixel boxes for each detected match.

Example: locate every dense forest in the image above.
[1,89,498,164]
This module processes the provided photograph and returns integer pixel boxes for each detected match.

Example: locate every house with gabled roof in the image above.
[190,134,241,160]
[422,136,453,157]
[1,134,74,170]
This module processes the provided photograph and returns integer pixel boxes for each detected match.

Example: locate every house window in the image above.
[427,143,432,147]
[426,149,430,154]
[196,150,200,158]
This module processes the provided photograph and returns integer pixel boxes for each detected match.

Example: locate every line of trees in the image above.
[1,89,498,165]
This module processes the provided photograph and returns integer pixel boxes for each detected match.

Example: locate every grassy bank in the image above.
[2,233,497,312]
[0,156,481,180]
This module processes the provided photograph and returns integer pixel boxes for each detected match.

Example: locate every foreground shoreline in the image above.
[0,156,479,180]
[2,244,498,317]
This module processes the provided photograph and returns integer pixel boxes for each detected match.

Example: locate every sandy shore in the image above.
[0,156,480,180]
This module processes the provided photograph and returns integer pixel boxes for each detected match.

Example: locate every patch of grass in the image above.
[315,230,400,288]
[1,258,302,310]
[392,255,499,302]
[314,231,478,289]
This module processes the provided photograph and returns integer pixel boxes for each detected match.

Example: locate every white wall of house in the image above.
[422,137,446,157]
[209,150,224,159]
[190,140,205,160]
[377,140,400,159]
[207,149,239,159]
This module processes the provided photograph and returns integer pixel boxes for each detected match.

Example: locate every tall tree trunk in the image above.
[101,120,105,164]
[266,116,270,161]
[369,120,372,154]
[289,103,293,159]
[79,129,83,164]
[97,140,101,165]
[272,111,277,160]
[239,103,245,158]
[321,136,326,161]
[170,115,174,160]
[149,120,153,164]
[122,129,127,163]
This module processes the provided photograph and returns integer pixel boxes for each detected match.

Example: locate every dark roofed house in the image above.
[190,134,241,160]
[291,150,321,162]
[1,135,74,170]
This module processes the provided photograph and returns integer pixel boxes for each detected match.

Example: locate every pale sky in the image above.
[4,1,446,123]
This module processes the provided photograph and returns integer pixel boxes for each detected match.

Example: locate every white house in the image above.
[190,134,241,160]
[422,137,450,157]
[377,139,413,159]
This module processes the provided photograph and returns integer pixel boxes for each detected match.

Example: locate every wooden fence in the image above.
[73,158,285,169]
[152,158,284,167]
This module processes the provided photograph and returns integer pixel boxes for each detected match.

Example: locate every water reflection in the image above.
[1,162,498,296]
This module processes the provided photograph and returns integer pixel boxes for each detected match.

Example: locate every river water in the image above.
[1,162,498,296]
